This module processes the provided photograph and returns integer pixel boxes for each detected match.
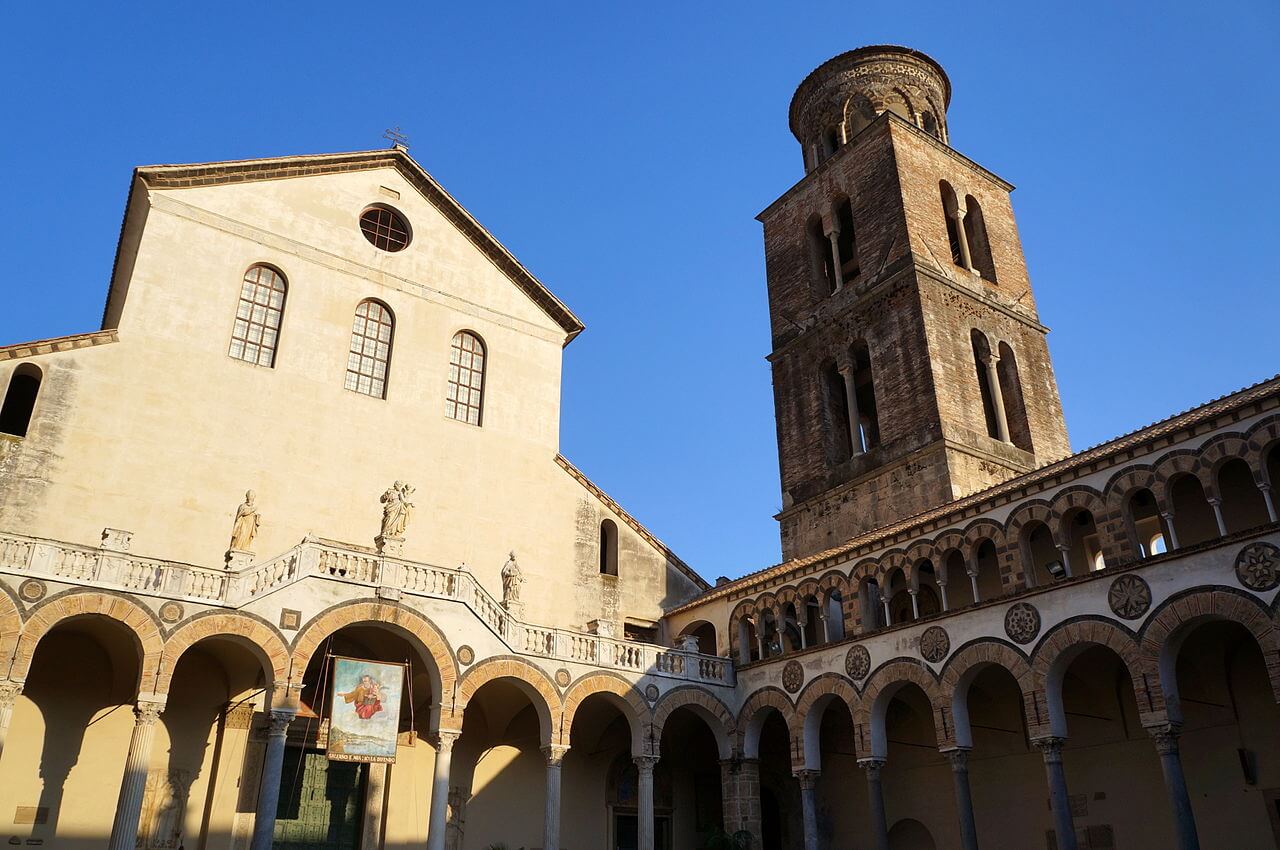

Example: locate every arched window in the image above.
[0,364,42,438]
[807,215,838,296]
[1126,488,1169,558]
[1217,459,1270,533]
[446,331,486,425]
[996,342,1032,452]
[599,519,619,576]
[1063,508,1105,573]
[1022,521,1063,586]
[921,111,939,139]
[963,195,997,282]
[939,181,963,266]
[1169,474,1217,547]
[834,198,859,282]
[824,126,842,158]
[229,265,287,367]
[971,330,1000,440]
[822,362,853,463]
[345,300,394,398]
[849,341,880,450]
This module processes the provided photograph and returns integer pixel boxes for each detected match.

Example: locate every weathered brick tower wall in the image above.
[762,46,1071,560]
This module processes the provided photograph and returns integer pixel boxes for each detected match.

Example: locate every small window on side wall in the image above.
[599,519,619,576]
[229,265,287,367]
[0,364,42,438]
[446,331,486,425]
[345,300,394,398]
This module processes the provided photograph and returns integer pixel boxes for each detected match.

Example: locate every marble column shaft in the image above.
[107,698,166,850]
[249,709,296,850]
[426,730,460,850]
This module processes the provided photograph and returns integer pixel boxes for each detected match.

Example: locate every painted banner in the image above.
[326,657,405,763]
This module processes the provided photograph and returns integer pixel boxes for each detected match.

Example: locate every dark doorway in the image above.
[273,749,364,850]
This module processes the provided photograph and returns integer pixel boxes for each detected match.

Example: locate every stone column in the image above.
[720,758,762,846]
[1207,498,1229,537]
[361,762,388,850]
[967,561,982,603]
[1055,543,1074,579]
[827,229,845,292]
[796,769,821,850]
[1161,511,1179,549]
[427,730,460,850]
[635,755,659,850]
[1033,737,1077,850]
[249,709,296,850]
[107,697,166,850]
[980,353,1011,443]
[543,745,569,850]
[0,679,23,764]
[908,588,920,620]
[1149,724,1200,850]
[859,758,890,850]
[937,577,950,612]
[945,747,979,850]
[952,208,975,272]
[1258,483,1278,522]
[881,598,892,628]
[838,365,865,455]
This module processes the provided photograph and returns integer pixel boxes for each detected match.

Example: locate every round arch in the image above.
[857,659,944,759]
[157,611,291,698]
[735,687,797,760]
[0,587,20,678]
[450,655,562,746]
[795,673,859,770]
[561,672,650,752]
[649,685,735,759]
[940,640,1034,748]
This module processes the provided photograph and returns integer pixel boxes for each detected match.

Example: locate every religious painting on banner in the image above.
[327,657,406,763]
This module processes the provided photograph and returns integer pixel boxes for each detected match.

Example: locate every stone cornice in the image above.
[0,329,119,362]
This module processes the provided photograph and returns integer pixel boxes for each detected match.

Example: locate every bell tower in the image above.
[762,45,1070,561]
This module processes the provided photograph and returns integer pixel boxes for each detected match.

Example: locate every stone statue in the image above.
[380,481,415,539]
[229,490,260,552]
[500,552,523,608]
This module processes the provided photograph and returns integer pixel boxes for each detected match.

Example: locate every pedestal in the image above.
[375,535,404,556]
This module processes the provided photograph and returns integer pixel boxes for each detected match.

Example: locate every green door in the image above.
[273,749,365,850]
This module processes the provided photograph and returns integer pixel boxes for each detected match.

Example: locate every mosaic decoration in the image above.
[555,668,572,688]
[278,608,302,631]
[782,660,804,694]
[1107,574,1151,619]
[644,684,660,703]
[845,645,871,680]
[919,626,950,663]
[1004,602,1041,645]
[457,645,475,666]
[1235,542,1280,592]
[327,657,406,763]
[158,601,184,624]
[17,579,46,603]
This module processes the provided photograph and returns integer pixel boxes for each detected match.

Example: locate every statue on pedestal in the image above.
[229,490,260,553]
[380,481,415,539]
[500,552,523,611]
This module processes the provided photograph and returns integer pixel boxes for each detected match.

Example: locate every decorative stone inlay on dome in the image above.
[1108,574,1152,620]
[457,645,475,666]
[782,660,804,694]
[1235,542,1280,592]
[554,668,571,688]
[158,601,184,624]
[18,578,45,603]
[845,645,871,681]
[919,626,950,663]
[1004,602,1041,645]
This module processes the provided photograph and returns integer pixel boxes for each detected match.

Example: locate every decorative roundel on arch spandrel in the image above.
[554,668,572,689]
[845,645,871,681]
[1004,602,1041,645]
[1235,542,1280,592]
[1108,574,1151,620]
[18,579,46,603]
[644,684,660,704]
[782,660,804,694]
[457,645,475,666]
[158,601,184,624]
[919,626,950,663]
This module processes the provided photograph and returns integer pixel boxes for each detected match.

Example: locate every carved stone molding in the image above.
[1235,542,1280,592]
[1108,574,1151,620]
[1004,602,1041,645]
[919,626,950,663]
[782,660,804,694]
[845,645,871,681]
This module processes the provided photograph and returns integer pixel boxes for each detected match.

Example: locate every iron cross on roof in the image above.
[382,127,410,149]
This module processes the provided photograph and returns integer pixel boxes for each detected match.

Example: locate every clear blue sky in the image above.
[2,2,1277,580]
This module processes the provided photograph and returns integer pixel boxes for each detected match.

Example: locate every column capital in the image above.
[1258,481,1272,491]
[266,709,296,737]
[1146,722,1183,755]
[1031,736,1066,763]
[633,754,660,773]
[794,769,821,791]
[857,756,886,778]
[0,680,23,706]
[942,746,971,770]
[542,744,570,767]
[950,206,967,221]
[432,729,462,753]
[978,351,1000,367]
[135,698,167,724]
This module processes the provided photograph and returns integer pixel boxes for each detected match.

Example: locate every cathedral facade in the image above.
[0,45,1276,850]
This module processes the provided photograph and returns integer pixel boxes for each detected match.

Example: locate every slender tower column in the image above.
[981,352,1011,443]
[881,598,892,628]
[908,588,920,619]
[937,576,950,612]
[635,755,659,850]
[1033,737,1077,850]
[859,757,890,850]
[107,697,166,850]
[838,364,865,455]
[827,228,845,292]
[945,747,980,850]
[1161,512,1180,549]
[543,744,569,850]
[0,680,23,764]
[1055,543,1075,578]
[1207,498,1229,537]
[1149,724,1200,850]
[249,708,296,850]
[796,769,821,850]
[952,208,975,272]
[1258,482,1278,522]
[426,730,460,850]
[967,560,982,603]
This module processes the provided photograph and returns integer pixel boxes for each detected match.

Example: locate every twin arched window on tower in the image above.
[806,197,860,298]
[225,264,487,419]
[939,181,997,283]
[822,340,880,463]
[971,330,1032,452]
